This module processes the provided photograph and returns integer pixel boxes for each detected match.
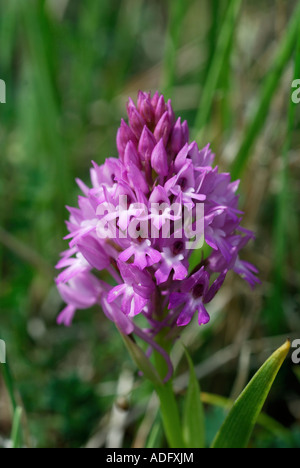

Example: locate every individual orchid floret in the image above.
[169,268,227,326]
[108,261,155,317]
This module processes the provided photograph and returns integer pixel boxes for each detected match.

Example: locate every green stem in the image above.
[155,381,185,449]
[154,332,185,449]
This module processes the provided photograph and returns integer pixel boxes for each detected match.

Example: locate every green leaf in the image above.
[183,348,205,448]
[121,333,163,387]
[211,340,291,449]
[11,407,22,449]
[202,392,290,441]
[293,367,300,384]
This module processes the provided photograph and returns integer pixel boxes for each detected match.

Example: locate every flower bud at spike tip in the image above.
[154,111,172,147]
[138,126,156,162]
[182,120,189,144]
[167,99,175,125]
[154,95,166,124]
[124,141,141,169]
[127,98,146,139]
[138,91,155,124]
[117,119,138,160]
[170,117,184,155]
[151,91,160,109]
[151,138,169,177]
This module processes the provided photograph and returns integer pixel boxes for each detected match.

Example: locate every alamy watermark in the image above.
[291,339,300,365]
[96,196,204,250]
[0,79,6,104]
[0,340,6,364]
[291,79,300,104]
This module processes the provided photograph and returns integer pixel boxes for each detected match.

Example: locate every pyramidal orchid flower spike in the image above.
[55,91,260,383]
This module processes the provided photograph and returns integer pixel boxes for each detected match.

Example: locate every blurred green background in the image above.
[0,0,300,448]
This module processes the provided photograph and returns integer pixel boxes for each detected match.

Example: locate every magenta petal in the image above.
[169,292,186,310]
[101,295,134,335]
[177,303,194,327]
[118,246,135,263]
[204,271,227,304]
[131,293,148,317]
[57,305,76,327]
[198,302,210,326]
[173,262,188,281]
[147,247,162,266]
[77,236,110,271]
[108,284,126,304]
[58,283,96,309]
[155,263,171,285]
[133,250,148,271]
[55,262,89,284]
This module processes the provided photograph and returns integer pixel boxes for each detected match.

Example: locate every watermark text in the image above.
[0,79,6,104]
[292,339,300,364]
[291,79,300,104]
[96,196,204,250]
[0,340,6,364]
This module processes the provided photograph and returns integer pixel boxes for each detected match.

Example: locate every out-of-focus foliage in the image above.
[0,0,300,448]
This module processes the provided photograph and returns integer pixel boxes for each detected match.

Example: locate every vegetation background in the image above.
[0,0,300,448]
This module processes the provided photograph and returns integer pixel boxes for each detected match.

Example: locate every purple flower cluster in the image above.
[56,92,259,376]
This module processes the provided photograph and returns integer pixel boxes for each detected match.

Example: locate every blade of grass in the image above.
[162,0,188,97]
[266,30,300,334]
[0,0,19,71]
[231,2,300,179]
[71,0,110,112]
[146,420,163,449]
[20,0,71,229]
[219,14,235,136]
[107,0,144,97]
[11,407,23,449]
[1,360,17,414]
[193,0,241,141]
[206,0,223,75]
